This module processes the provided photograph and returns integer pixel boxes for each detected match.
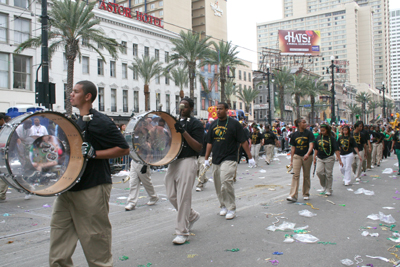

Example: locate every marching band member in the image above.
[338,125,361,186]
[205,103,255,220]
[196,125,209,192]
[352,121,368,182]
[263,125,279,165]
[313,124,342,196]
[164,97,203,244]
[250,125,263,167]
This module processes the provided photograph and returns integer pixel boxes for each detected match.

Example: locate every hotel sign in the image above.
[98,1,164,28]
[210,1,223,17]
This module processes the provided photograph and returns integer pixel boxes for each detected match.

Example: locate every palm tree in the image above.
[347,103,360,124]
[168,67,189,100]
[355,92,372,123]
[168,30,211,99]
[236,86,259,114]
[305,76,328,124]
[203,41,247,103]
[272,67,293,121]
[224,79,238,108]
[368,100,380,121]
[130,55,164,111]
[15,0,119,115]
[287,74,308,119]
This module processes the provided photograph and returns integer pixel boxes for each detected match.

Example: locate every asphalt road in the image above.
[1,153,400,267]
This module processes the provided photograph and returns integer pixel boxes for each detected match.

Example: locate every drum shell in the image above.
[0,111,87,196]
[125,111,183,167]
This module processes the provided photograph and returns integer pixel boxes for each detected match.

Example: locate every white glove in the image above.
[204,160,210,167]
[248,158,256,167]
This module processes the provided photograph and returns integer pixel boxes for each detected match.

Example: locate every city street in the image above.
[1,153,400,266]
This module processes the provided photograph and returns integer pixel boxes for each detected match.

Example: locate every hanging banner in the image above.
[278,30,321,56]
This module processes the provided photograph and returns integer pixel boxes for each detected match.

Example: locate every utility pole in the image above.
[329,56,336,124]
[41,0,51,110]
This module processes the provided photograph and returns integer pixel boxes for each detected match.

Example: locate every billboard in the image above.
[278,30,321,55]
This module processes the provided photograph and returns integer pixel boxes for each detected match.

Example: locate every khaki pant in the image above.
[251,144,261,165]
[316,155,335,194]
[49,184,113,267]
[352,150,364,179]
[366,146,372,169]
[127,161,158,206]
[289,154,312,199]
[372,143,383,165]
[164,157,198,236]
[196,156,208,188]
[213,160,237,211]
[264,144,275,163]
[0,179,7,200]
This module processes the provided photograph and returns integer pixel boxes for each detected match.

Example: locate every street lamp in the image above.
[264,64,274,126]
[377,81,387,119]
[327,55,337,124]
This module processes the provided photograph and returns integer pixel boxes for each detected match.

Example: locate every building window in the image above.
[111,89,117,112]
[144,46,149,57]
[63,53,67,71]
[14,0,28,8]
[97,59,104,75]
[123,90,128,112]
[240,102,242,109]
[155,74,160,84]
[98,87,104,111]
[165,51,169,63]
[233,101,237,110]
[122,63,127,79]
[239,70,242,80]
[150,3,155,9]
[14,17,29,44]
[165,75,169,85]
[155,49,159,61]
[194,97,197,115]
[248,73,251,81]
[121,41,127,54]
[159,11,163,16]
[156,93,160,109]
[81,37,89,46]
[0,53,8,88]
[13,55,31,90]
[175,95,180,114]
[110,61,116,77]
[133,68,138,80]
[0,14,8,43]
[201,98,205,110]
[134,91,139,112]
[244,71,246,81]
[159,1,163,6]
[259,95,262,103]
[133,43,138,56]
[166,94,170,113]
[82,56,89,74]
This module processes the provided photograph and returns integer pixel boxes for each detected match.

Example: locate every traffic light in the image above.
[391,113,394,120]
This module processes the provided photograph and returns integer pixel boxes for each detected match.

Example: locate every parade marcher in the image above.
[30,117,49,138]
[313,124,342,196]
[263,125,279,165]
[205,103,255,220]
[362,124,372,171]
[338,125,361,185]
[281,127,288,152]
[391,130,400,175]
[371,125,384,167]
[352,121,368,182]
[287,118,315,202]
[383,126,393,159]
[49,81,130,266]
[164,97,203,244]
[250,126,263,167]
[196,124,209,192]
[238,122,250,164]
[125,161,159,211]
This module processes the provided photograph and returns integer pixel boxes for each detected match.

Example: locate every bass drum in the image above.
[125,111,183,166]
[0,111,86,196]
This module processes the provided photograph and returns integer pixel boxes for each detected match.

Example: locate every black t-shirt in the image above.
[314,135,339,159]
[352,131,367,153]
[338,135,357,156]
[371,131,383,144]
[243,128,250,140]
[393,131,400,150]
[178,116,204,159]
[263,131,277,145]
[199,130,208,157]
[70,109,129,191]
[289,129,315,156]
[251,132,263,145]
[207,117,247,165]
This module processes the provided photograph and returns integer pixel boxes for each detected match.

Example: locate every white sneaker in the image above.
[303,196,309,200]
[172,235,188,244]
[219,207,228,216]
[355,178,361,182]
[24,194,31,200]
[125,203,135,211]
[344,182,350,186]
[325,191,332,196]
[286,196,297,202]
[147,196,159,206]
[189,213,200,230]
[196,187,202,192]
[225,210,236,220]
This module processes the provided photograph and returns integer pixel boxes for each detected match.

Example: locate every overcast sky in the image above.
[227,0,400,70]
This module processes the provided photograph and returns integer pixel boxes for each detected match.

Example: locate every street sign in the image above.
[303,104,311,108]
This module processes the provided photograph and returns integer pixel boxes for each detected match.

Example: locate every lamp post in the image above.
[327,56,337,124]
[377,81,387,119]
[264,64,275,126]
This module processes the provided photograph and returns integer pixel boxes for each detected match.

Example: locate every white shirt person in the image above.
[30,117,48,138]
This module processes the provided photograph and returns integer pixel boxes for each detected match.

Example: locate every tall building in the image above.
[281,0,390,90]
[390,8,400,103]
